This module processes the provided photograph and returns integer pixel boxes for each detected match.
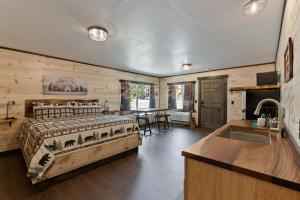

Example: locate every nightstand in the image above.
[0,117,17,127]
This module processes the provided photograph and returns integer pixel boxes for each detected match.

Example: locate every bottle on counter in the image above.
[265,114,272,128]
[257,113,266,128]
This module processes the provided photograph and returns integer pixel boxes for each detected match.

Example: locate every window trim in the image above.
[167,81,196,85]
[167,81,196,112]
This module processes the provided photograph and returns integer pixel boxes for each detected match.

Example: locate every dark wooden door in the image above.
[199,77,227,129]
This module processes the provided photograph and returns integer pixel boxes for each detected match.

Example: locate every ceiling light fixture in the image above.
[242,0,268,16]
[88,26,108,42]
[182,63,192,71]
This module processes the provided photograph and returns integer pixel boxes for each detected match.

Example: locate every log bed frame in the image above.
[24,99,142,185]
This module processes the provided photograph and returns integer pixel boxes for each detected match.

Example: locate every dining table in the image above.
[131,108,171,115]
[131,108,172,134]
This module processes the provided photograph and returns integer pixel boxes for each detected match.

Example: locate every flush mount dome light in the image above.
[182,63,192,71]
[88,26,108,42]
[242,0,268,16]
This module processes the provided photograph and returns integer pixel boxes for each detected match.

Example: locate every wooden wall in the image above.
[159,63,275,125]
[276,0,300,149]
[0,48,159,152]
[0,49,278,152]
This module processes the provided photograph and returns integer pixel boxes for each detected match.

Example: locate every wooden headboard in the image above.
[24,99,99,117]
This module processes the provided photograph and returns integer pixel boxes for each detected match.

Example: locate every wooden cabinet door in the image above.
[200,78,225,129]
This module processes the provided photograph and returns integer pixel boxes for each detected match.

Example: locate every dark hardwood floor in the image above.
[0,127,212,200]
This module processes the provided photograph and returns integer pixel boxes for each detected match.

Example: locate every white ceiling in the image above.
[0,0,284,77]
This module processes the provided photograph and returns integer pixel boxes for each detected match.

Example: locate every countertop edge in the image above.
[182,150,300,192]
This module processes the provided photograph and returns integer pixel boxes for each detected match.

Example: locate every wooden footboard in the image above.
[31,133,142,184]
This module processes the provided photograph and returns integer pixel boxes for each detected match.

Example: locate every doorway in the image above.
[198,75,228,129]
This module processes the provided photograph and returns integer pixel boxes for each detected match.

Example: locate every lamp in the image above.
[6,100,16,120]
[242,0,268,16]
[182,64,192,71]
[88,26,108,42]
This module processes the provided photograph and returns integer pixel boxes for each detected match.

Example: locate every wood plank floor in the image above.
[0,127,212,200]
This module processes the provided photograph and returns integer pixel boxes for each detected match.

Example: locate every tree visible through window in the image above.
[175,84,184,110]
[130,83,151,110]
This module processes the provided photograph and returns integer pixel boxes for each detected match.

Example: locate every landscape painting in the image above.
[284,37,293,83]
[43,76,88,95]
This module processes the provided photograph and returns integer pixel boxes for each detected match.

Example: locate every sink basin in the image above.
[218,126,270,144]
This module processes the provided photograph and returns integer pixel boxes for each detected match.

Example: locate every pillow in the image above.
[73,105,101,117]
[87,102,100,106]
[33,105,74,120]
[67,101,78,107]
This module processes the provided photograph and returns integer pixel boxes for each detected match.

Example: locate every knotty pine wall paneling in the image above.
[159,64,275,125]
[0,48,159,152]
[276,0,300,148]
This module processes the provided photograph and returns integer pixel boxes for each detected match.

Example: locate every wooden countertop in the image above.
[182,121,300,191]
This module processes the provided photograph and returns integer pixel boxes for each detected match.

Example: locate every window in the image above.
[168,82,194,111]
[130,83,151,110]
[175,84,184,110]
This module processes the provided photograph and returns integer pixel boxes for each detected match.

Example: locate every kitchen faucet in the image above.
[254,99,285,138]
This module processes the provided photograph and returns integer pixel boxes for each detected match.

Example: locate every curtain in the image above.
[120,80,131,111]
[150,84,155,108]
[183,82,195,112]
[168,84,177,109]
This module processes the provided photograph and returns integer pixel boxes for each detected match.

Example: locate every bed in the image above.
[19,99,142,184]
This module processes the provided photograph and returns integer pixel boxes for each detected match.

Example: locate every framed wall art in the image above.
[43,76,88,95]
[284,37,294,83]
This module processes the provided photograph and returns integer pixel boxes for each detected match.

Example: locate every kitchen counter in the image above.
[182,121,300,191]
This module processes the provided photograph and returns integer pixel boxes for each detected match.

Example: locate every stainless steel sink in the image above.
[218,126,270,144]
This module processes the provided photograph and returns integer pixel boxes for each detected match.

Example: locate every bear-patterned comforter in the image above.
[19,115,140,179]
